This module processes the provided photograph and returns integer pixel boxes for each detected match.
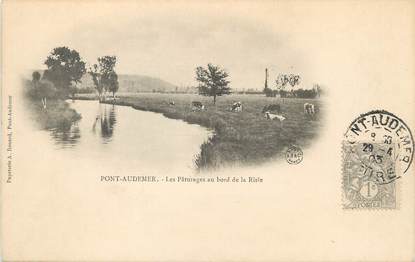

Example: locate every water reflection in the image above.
[49,102,118,147]
[49,123,81,148]
[34,100,211,174]
[92,103,117,143]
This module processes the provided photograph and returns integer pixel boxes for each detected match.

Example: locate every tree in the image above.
[89,56,119,101]
[32,71,41,84]
[36,80,57,109]
[43,47,86,97]
[195,63,230,104]
[275,73,301,90]
[292,88,317,98]
[275,73,301,98]
[29,71,56,109]
[105,71,119,98]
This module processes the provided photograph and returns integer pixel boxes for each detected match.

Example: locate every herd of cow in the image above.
[167,100,317,124]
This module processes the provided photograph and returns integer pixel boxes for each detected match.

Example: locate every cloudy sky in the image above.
[69,14,302,89]
[5,1,413,91]
[6,1,320,90]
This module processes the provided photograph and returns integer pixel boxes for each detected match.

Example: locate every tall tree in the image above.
[275,73,301,98]
[37,80,57,109]
[32,71,41,84]
[43,47,86,96]
[106,71,119,98]
[89,56,119,101]
[30,71,56,109]
[89,64,104,99]
[195,63,231,104]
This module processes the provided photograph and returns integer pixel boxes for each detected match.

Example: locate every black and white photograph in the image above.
[1,1,415,261]
[20,16,325,174]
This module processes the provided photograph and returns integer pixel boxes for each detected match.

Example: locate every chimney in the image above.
[264,68,268,89]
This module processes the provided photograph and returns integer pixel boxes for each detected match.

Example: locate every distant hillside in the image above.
[27,70,196,93]
[78,73,179,93]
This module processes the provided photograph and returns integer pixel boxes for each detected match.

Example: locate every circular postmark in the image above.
[286,145,303,165]
[344,110,414,174]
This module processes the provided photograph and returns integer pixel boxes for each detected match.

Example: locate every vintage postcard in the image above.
[1,0,414,261]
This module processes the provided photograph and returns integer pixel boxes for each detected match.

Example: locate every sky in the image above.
[68,14,303,89]
[5,1,414,91]
[5,1,321,90]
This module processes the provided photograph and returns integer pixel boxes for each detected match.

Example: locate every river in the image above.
[19,99,212,176]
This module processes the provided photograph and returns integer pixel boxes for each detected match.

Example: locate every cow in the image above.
[264,111,286,127]
[264,111,286,121]
[262,104,281,114]
[169,101,175,106]
[230,102,242,112]
[191,101,205,111]
[304,103,315,114]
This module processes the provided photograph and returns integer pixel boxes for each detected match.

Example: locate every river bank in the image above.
[22,79,82,131]
[28,99,82,130]
[75,93,323,170]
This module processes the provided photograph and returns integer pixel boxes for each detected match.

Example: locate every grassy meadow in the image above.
[77,93,324,170]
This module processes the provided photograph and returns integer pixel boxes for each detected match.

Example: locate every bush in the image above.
[279,89,317,98]
[26,79,58,100]
[264,87,278,97]
[293,88,317,98]
[37,80,58,99]
[22,77,82,130]
[75,86,96,94]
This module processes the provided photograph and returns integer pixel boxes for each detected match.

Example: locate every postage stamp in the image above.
[342,142,397,209]
[343,110,414,210]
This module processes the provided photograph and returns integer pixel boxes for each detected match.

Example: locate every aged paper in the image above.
[1,0,415,261]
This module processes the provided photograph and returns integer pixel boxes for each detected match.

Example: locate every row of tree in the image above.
[263,73,322,98]
[31,46,119,108]
[195,66,322,103]
[29,46,321,107]
[280,87,321,98]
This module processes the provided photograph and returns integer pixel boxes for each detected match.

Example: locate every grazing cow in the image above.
[264,111,286,121]
[264,111,286,127]
[304,103,315,114]
[191,101,205,111]
[231,102,242,112]
[262,104,281,114]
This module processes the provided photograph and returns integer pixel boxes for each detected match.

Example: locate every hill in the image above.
[26,70,196,93]
[78,73,179,93]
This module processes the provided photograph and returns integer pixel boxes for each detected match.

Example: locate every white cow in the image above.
[304,103,315,114]
[264,111,286,127]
